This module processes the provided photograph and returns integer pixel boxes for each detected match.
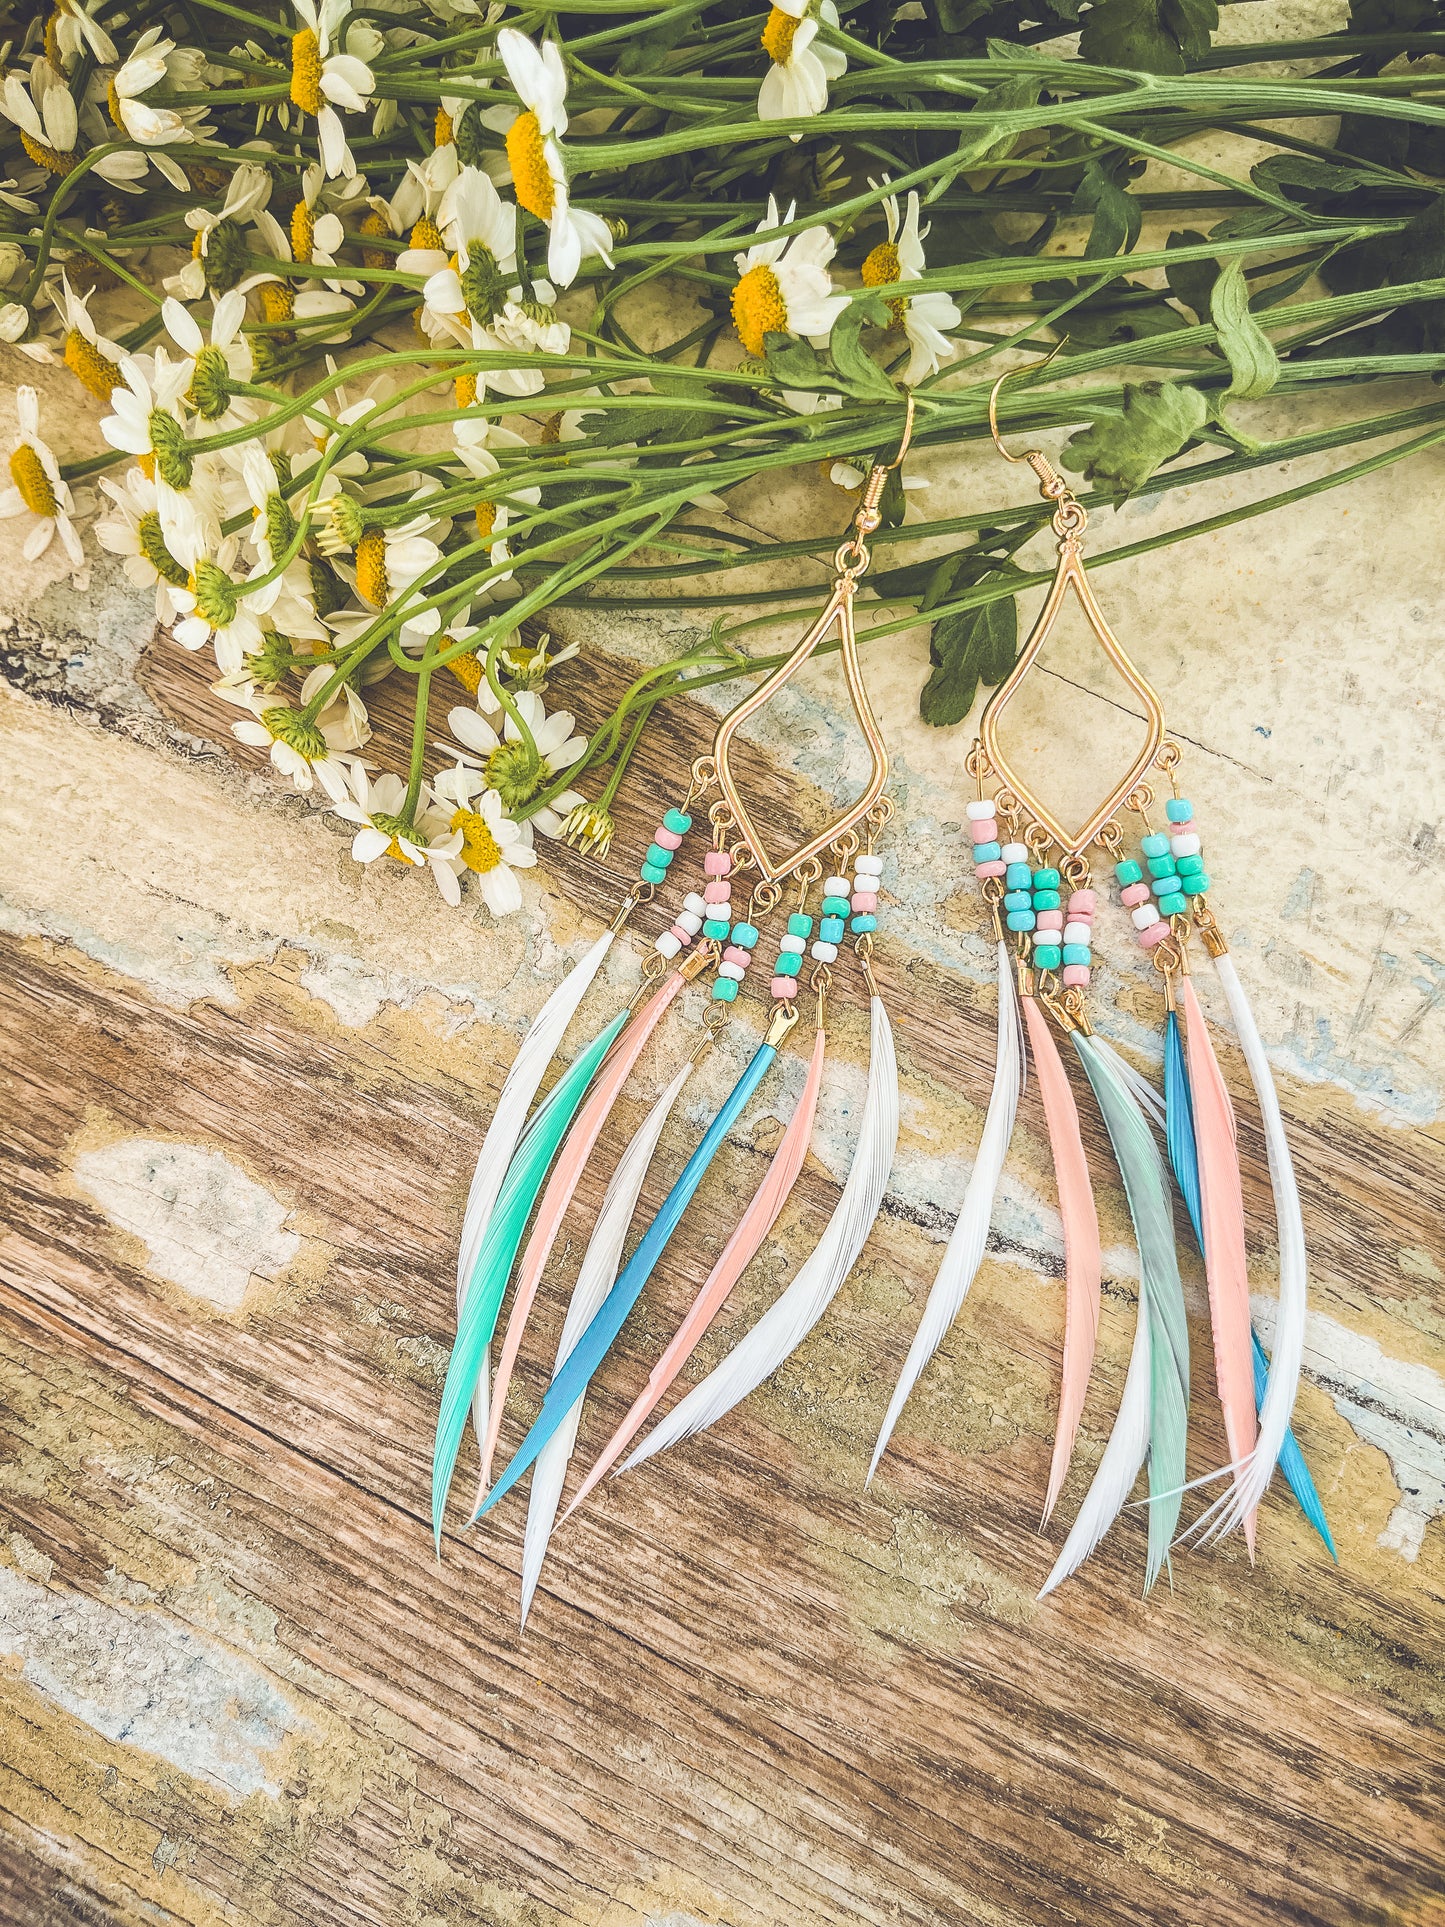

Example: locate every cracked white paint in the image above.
[73,1138,300,1311]
[0,1564,296,1798]
[1253,1298,1445,1560]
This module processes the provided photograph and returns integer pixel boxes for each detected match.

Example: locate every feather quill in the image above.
[563,1026,827,1520]
[869,941,1020,1483]
[1022,996,1102,1523]
[432,1007,630,1551]
[517,1060,696,1623]
[476,1031,781,1518]
[622,994,898,1470]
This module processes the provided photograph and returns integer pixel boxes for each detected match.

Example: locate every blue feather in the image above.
[1162,1012,1334,1557]
[475,1034,780,1519]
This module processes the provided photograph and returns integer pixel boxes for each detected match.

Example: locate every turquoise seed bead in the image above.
[702,917,730,940]
[663,808,692,835]
[820,915,845,942]
[1033,867,1061,891]
[1062,942,1091,967]
[1006,909,1036,933]
[851,913,878,934]
[1141,832,1170,858]
[973,841,1002,864]
[731,921,760,949]
[640,861,668,885]
[1157,892,1188,917]
[822,895,850,917]
[1166,798,1193,823]
[1176,853,1204,878]
[1147,854,1178,879]
[1181,873,1210,896]
[712,977,738,1002]
[1005,862,1033,890]
[644,843,673,870]
[1033,889,1061,912]
[1115,859,1143,886]
[1004,890,1032,913]
[776,950,803,977]
[1033,943,1062,970]
[787,913,813,938]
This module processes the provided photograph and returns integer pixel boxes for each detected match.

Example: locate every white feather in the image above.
[519,1059,694,1625]
[621,994,898,1470]
[1037,1288,1152,1598]
[868,941,1021,1482]
[1185,952,1306,1545]
[1092,1037,1166,1130]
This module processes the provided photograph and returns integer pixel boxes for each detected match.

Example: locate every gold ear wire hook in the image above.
[987,336,1070,466]
[883,389,916,471]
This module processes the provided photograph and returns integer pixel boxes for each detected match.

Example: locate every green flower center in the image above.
[148,409,194,490]
[192,558,239,627]
[186,344,232,420]
[460,246,509,327]
[260,705,327,760]
[137,510,190,587]
[371,810,420,861]
[485,739,542,811]
[202,216,248,295]
[264,492,297,557]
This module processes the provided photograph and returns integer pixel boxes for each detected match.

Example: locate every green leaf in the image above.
[761,331,847,395]
[919,561,1025,728]
[1210,258,1280,399]
[1163,229,1215,321]
[1062,381,1208,493]
[1318,194,1445,357]
[1079,0,1216,74]
[967,71,1043,165]
[1073,159,1142,259]
[828,295,899,401]
[1251,154,1384,200]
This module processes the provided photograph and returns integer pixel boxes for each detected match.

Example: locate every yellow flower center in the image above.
[731,263,788,358]
[106,77,125,130]
[20,131,79,176]
[451,806,503,874]
[445,644,484,695]
[259,281,295,324]
[291,198,315,266]
[44,10,63,71]
[9,444,56,517]
[506,112,556,221]
[64,327,121,400]
[138,451,156,481]
[475,501,497,542]
[291,27,323,116]
[861,240,908,326]
[760,7,801,63]
[361,208,390,270]
[191,229,205,259]
[455,372,477,408]
[410,214,443,252]
[538,411,564,446]
[355,526,389,606]
[434,105,454,147]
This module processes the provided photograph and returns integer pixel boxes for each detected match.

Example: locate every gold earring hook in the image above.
[883,389,916,471]
[987,336,1070,465]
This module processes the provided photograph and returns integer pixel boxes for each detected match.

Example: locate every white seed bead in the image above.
[1171,831,1202,858]
[1063,921,1093,946]
[824,875,851,898]
[855,853,883,876]
[779,933,805,954]
[654,932,682,959]
[810,939,839,963]
[1131,903,1159,931]
[965,800,996,821]
[1001,842,1029,864]
[675,910,703,936]
[718,961,745,982]
[682,892,707,918]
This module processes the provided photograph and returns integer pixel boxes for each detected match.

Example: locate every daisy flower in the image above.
[430,764,537,914]
[167,162,274,301]
[333,767,464,903]
[51,0,119,65]
[106,28,211,166]
[94,467,199,620]
[100,349,209,539]
[162,290,255,424]
[289,0,378,180]
[50,275,125,402]
[393,148,460,278]
[420,165,518,346]
[489,29,614,289]
[1,62,81,177]
[758,0,847,129]
[231,693,362,800]
[0,385,85,570]
[861,184,962,384]
[730,196,847,358]
[345,507,444,634]
[440,688,586,835]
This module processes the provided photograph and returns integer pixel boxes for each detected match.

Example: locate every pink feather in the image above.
[560,1024,828,1522]
[475,969,685,1498]
[1022,995,1103,1523]
[1180,976,1259,1554]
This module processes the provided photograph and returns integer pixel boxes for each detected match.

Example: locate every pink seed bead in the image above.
[1062,964,1091,988]
[704,880,731,904]
[1139,921,1171,948]
[1171,819,1195,836]
[723,945,752,967]
[975,859,1007,878]
[703,850,731,877]
[653,825,683,851]
[1068,889,1096,916]
[1036,910,1064,931]
[969,820,999,845]
[770,977,796,999]
[1120,881,1151,908]
[850,891,878,915]
[670,923,692,944]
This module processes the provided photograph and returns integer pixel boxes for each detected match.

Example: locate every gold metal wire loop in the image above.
[987,338,1070,465]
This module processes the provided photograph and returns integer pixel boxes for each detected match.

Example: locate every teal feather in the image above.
[1075,1034,1190,1592]
[431,1009,630,1551]
[1163,1015,1335,1560]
